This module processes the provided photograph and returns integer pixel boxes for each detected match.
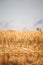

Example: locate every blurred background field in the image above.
[0,30,43,65]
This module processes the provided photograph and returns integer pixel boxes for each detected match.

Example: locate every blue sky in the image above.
[0,0,43,30]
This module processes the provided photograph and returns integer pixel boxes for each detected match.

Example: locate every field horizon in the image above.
[0,30,43,65]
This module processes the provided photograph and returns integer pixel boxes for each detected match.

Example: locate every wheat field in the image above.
[0,30,43,65]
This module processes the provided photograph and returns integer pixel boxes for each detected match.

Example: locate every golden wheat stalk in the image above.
[0,30,43,65]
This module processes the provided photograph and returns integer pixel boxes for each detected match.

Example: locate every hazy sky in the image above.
[0,0,43,30]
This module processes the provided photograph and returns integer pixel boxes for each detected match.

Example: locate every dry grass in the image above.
[0,30,43,65]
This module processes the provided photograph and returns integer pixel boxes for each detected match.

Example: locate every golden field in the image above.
[0,30,43,65]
